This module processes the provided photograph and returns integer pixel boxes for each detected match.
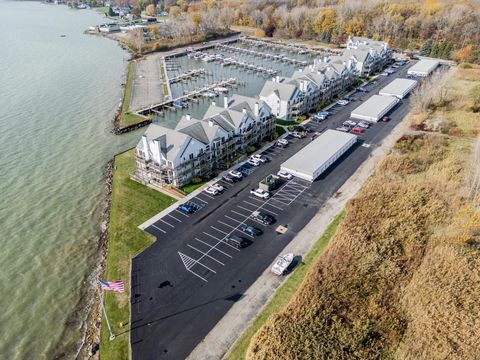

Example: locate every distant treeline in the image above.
[148,0,480,63]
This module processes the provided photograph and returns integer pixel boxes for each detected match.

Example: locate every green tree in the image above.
[419,40,432,56]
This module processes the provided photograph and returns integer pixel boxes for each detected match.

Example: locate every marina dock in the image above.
[136,78,242,117]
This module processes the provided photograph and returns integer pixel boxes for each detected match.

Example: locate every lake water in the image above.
[157,42,316,127]
[0,1,140,358]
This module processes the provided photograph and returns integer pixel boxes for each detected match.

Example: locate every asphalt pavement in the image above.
[130,62,416,359]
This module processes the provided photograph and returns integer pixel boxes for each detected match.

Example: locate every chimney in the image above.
[142,135,150,161]
[186,114,191,121]
[208,119,214,127]
[224,96,229,109]
[323,56,328,63]
[242,108,247,114]
[272,77,276,82]
[254,102,259,118]
[212,101,216,107]
[276,75,280,82]
[153,139,162,164]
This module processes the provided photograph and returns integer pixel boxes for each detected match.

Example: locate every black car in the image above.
[251,211,275,225]
[225,235,249,249]
[298,125,313,133]
[222,175,235,183]
[240,224,263,236]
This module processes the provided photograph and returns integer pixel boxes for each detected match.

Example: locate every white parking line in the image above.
[211,226,228,235]
[174,210,190,217]
[248,196,265,203]
[195,197,208,204]
[225,214,244,223]
[262,202,283,211]
[187,244,225,265]
[159,219,174,228]
[231,209,249,217]
[237,204,256,212]
[218,220,236,229]
[203,232,242,252]
[151,224,166,234]
[167,214,182,222]
[195,238,234,257]
[201,193,216,200]
[203,231,221,241]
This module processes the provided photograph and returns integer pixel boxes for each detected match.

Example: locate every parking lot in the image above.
[131,61,417,360]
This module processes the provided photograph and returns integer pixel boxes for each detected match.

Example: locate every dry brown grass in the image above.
[246,68,480,360]
[409,66,480,137]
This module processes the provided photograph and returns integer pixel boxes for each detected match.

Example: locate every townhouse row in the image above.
[259,36,391,119]
[133,36,391,188]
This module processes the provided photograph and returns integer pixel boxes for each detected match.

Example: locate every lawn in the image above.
[119,62,148,128]
[225,211,345,360]
[100,149,176,360]
[275,119,297,126]
[181,181,207,194]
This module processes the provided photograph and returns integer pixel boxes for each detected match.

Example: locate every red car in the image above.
[351,126,365,134]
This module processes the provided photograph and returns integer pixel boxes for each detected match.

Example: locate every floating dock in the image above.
[216,43,309,67]
[135,78,242,117]
[168,68,208,84]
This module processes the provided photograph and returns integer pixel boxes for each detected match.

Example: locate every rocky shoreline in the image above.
[78,159,114,359]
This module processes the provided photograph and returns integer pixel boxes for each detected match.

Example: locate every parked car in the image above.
[240,224,263,236]
[406,74,415,79]
[357,86,368,92]
[250,188,271,199]
[357,121,370,129]
[337,99,349,106]
[351,126,365,134]
[276,141,287,148]
[251,211,275,225]
[211,183,224,192]
[177,203,195,214]
[380,72,389,76]
[251,154,269,163]
[229,170,243,179]
[277,138,289,146]
[204,186,219,195]
[343,120,357,127]
[277,170,293,180]
[381,116,391,122]
[225,235,249,249]
[298,125,313,133]
[271,253,294,275]
[222,175,235,183]
[247,158,262,167]
[336,126,350,132]
[291,131,306,138]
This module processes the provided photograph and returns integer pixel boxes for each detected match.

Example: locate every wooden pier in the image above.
[135,78,242,117]
[217,43,309,67]
[168,68,208,84]
[238,37,342,57]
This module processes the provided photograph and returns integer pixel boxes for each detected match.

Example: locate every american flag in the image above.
[99,278,125,293]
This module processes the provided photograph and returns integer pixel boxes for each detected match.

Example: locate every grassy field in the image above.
[246,66,480,359]
[181,181,207,194]
[119,62,147,128]
[226,212,345,360]
[100,149,176,360]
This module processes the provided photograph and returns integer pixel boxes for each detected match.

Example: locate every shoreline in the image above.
[77,159,114,359]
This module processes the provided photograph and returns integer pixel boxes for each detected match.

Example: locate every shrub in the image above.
[246,146,257,154]
[190,176,203,184]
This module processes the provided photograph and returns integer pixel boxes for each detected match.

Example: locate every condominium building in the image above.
[133,94,274,188]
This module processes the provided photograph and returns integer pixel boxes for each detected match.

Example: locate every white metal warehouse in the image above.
[379,78,418,99]
[350,95,400,122]
[280,129,357,182]
[407,59,439,77]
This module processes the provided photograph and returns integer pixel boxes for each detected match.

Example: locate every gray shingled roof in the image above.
[260,80,298,101]
[137,124,192,161]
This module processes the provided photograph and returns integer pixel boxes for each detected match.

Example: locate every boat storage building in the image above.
[280,129,357,182]
[379,78,418,99]
[350,95,400,122]
[407,59,439,77]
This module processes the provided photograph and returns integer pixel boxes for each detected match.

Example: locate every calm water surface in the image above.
[0,1,139,357]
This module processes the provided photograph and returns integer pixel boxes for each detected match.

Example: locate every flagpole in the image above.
[98,279,116,341]
[101,295,116,341]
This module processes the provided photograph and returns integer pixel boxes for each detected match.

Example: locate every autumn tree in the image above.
[146,4,156,16]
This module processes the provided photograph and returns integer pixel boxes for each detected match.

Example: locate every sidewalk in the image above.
[187,118,409,360]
